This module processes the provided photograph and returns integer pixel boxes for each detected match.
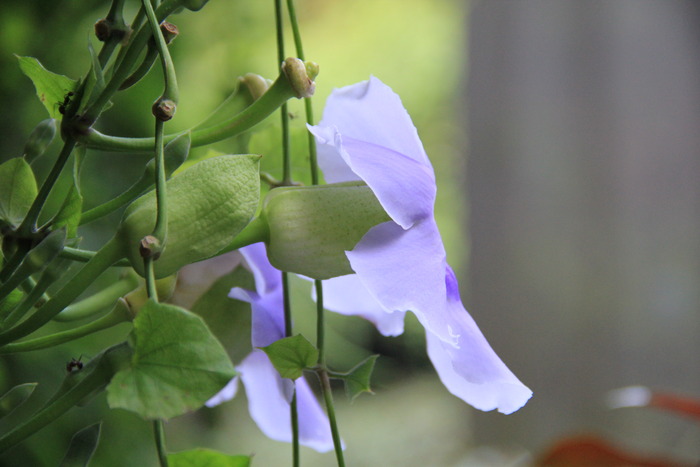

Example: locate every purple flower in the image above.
[307,76,532,414]
[206,243,336,452]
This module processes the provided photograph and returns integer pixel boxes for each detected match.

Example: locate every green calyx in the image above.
[115,154,261,278]
[262,182,390,279]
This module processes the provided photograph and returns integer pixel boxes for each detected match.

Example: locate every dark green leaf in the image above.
[59,422,101,467]
[16,55,77,119]
[333,355,379,401]
[106,300,236,420]
[168,448,251,467]
[261,334,318,380]
[164,132,191,177]
[0,289,24,319]
[0,383,37,419]
[0,157,38,228]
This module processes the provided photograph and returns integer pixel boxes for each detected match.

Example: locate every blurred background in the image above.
[1,0,699,465]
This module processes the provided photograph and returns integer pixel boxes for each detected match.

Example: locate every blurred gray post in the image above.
[467,0,700,457]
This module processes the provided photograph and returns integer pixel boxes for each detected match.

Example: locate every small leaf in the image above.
[107,300,236,420]
[0,157,38,228]
[0,289,25,319]
[16,55,77,119]
[261,335,318,380]
[333,355,379,401]
[0,383,37,419]
[163,132,191,178]
[23,118,57,163]
[168,448,251,467]
[59,422,101,467]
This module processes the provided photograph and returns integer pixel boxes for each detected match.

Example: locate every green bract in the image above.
[115,154,260,278]
[262,181,390,279]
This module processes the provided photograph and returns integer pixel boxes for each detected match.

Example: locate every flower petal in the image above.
[204,375,240,407]
[425,267,532,414]
[238,350,336,452]
[229,243,285,347]
[317,76,430,168]
[309,124,435,229]
[319,273,406,337]
[347,220,457,345]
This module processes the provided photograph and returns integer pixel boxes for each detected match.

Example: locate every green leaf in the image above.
[0,288,25,319]
[116,154,261,278]
[0,383,37,419]
[106,300,236,420]
[168,448,251,467]
[0,157,38,229]
[333,355,379,401]
[16,55,78,119]
[59,422,101,467]
[261,334,318,380]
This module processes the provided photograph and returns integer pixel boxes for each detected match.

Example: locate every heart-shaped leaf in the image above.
[16,56,77,120]
[261,334,318,380]
[0,383,37,419]
[107,300,236,420]
[58,422,101,467]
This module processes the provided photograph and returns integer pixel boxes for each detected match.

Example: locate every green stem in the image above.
[153,420,169,467]
[318,369,345,467]
[60,246,131,267]
[291,391,299,467]
[151,120,168,244]
[81,0,182,124]
[17,138,76,236]
[0,347,119,453]
[144,257,158,301]
[2,258,70,328]
[0,241,29,282]
[315,280,325,365]
[54,272,139,322]
[142,0,179,104]
[80,71,297,152]
[79,173,151,225]
[0,303,131,354]
[0,238,124,346]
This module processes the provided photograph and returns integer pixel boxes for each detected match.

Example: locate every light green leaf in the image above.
[334,355,379,401]
[116,154,261,278]
[0,382,37,419]
[16,55,78,119]
[0,157,38,229]
[168,448,251,467]
[58,422,101,467]
[261,334,318,380]
[106,300,236,420]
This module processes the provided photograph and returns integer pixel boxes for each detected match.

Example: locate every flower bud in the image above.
[152,98,177,121]
[23,118,56,163]
[181,0,209,11]
[262,182,390,279]
[281,57,316,99]
[94,19,111,42]
[239,73,271,101]
[160,22,179,44]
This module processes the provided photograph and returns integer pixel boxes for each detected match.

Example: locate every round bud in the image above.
[152,99,177,121]
[281,57,316,99]
[94,19,111,42]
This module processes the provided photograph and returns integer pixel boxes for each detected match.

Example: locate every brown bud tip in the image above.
[152,99,177,121]
[94,19,111,42]
[139,235,162,259]
[160,22,179,44]
[281,57,316,99]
